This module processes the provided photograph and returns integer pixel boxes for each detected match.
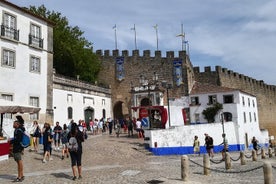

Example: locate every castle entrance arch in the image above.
[84,107,94,131]
[113,101,124,120]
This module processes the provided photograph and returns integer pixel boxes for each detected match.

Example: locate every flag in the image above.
[176,33,185,37]
[113,24,116,29]
[153,24,158,30]
[184,40,189,43]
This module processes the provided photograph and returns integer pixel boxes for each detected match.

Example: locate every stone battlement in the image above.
[95,49,187,59]
[193,65,276,92]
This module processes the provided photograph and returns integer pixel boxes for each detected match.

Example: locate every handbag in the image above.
[48,135,53,143]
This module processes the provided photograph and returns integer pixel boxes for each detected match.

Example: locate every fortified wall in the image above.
[194,66,276,137]
[96,50,195,119]
[96,49,276,137]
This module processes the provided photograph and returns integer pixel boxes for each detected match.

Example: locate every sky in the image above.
[9,0,276,85]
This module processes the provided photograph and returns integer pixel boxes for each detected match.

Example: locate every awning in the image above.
[0,99,40,114]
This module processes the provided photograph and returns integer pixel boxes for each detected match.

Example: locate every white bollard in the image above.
[181,155,189,181]
[203,154,210,176]
[263,162,273,184]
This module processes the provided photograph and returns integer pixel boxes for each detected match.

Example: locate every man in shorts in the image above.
[10,116,25,182]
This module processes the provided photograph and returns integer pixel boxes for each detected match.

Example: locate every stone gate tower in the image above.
[96,49,194,120]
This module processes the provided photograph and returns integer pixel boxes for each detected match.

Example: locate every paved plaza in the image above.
[0,132,276,184]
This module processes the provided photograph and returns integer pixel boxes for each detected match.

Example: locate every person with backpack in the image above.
[67,122,84,180]
[9,115,26,182]
[61,124,69,160]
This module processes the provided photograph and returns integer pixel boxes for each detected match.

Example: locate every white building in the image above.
[53,73,112,127]
[144,82,269,155]
[0,1,54,123]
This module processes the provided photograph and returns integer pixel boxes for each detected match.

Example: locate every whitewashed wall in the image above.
[0,3,50,119]
[144,121,269,155]
[53,88,112,126]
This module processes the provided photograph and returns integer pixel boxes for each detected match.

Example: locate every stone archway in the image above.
[113,101,124,120]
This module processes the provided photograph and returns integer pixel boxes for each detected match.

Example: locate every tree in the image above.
[202,103,223,123]
[26,5,101,83]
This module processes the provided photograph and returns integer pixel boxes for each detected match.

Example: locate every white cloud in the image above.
[9,0,276,84]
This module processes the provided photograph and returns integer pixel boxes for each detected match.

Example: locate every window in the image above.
[249,112,252,122]
[223,95,233,104]
[254,112,257,122]
[83,97,94,104]
[243,112,246,123]
[67,94,73,102]
[68,107,73,119]
[208,95,217,105]
[102,99,105,105]
[30,56,40,73]
[252,100,255,107]
[30,96,39,120]
[242,96,245,106]
[1,13,19,40]
[1,94,13,119]
[2,49,15,67]
[29,24,43,48]
[191,96,199,105]
[223,112,232,122]
[248,98,250,107]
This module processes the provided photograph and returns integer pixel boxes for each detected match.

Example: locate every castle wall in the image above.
[194,66,276,137]
[96,50,194,118]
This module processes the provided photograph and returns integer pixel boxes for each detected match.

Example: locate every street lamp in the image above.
[162,81,172,128]
[221,112,225,134]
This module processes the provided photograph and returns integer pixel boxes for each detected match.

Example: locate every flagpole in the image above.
[176,23,185,51]
[131,24,137,50]
[153,24,159,51]
[113,24,118,50]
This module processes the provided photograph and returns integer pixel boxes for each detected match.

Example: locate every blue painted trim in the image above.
[147,144,269,156]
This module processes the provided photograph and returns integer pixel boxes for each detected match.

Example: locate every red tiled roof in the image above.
[190,82,238,95]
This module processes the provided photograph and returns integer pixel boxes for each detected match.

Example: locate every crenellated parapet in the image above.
[95,49,188,59]
[193,65,276,94]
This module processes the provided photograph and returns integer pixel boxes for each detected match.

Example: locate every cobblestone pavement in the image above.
[1,132,276,184]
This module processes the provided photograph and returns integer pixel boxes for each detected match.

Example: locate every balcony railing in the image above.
[29,34,43,49]
[1,24,19,41]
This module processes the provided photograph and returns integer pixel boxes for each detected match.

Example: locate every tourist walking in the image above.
[126,117,134,137]
[204,133,214,157]
[219,133,228,160]
[53,121,62,151]
[252,136,259,151]
[31,120,41,152]
[42,123,53,163]
[67,122,84,180]
[115,120,121,137]
[193,135,200,156]
[136,118,143,138]
[61,124,69,160]
[10,115,25,182]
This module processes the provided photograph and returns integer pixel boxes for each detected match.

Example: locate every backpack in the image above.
[18,129,30,148]
[68,136,78,152]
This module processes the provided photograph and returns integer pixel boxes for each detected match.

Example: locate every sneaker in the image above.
[72,176,77,180]
[61,156,64,160]
[42,159,47,163]
[14,178,23,182]
[49,157,53,161]
[78,175,82,179]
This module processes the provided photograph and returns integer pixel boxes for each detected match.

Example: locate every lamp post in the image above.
[221,112,225,135]
[162,81,172,128]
